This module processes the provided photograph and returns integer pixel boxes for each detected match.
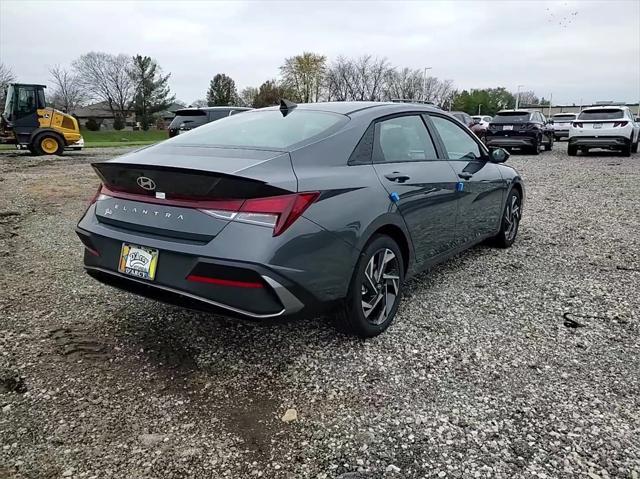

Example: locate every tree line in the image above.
[1,53,550,129]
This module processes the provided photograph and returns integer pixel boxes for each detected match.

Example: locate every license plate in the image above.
[503,125,513,130]
[593,123,602,129]
[118,243,159,281]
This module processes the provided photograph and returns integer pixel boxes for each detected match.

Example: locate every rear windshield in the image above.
[553,114,576,121]
[169,110,209,129]
[578,109,624,120]
[168,109,348,150]
[492,112,531,123]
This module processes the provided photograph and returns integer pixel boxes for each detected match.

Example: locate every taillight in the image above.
[613,121,628,127]
[201,192,320,236]
[572,122,583,128]
[88,184,103,206]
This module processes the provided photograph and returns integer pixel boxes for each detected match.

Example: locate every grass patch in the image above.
[81,129,168,144]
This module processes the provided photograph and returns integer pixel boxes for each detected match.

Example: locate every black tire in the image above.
[568,145,578,156]
[621,141,631,157]
[530,139,540,155]
[489,188,522,248]
[33,133,65,156]
[544,135,553,151]
[335,235,405,338]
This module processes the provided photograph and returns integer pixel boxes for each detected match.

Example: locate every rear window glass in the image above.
[169,110,208,129]
[553,114,576,121]
[169,109,348,149]
[578,109,624,120]
[492,112,531,123]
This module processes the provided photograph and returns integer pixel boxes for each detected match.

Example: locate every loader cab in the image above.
[3,83,46,127]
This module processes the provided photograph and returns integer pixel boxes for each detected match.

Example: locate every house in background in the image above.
[72,101,185,130]
[71,101,135,130]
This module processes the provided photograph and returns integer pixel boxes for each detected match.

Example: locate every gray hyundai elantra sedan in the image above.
[77,101,524,337]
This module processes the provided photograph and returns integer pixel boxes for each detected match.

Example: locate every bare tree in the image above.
[0,63,16,106]
[189,98,208,108]
[325,55,392,101]
[515,90,540,107]
[73,52,134,119]
[49,65,86,112]
[383,67,424,101]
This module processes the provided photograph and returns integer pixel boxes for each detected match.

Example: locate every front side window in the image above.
[374,115,437,163]
[430,115,482,160]
[15,87,37,119]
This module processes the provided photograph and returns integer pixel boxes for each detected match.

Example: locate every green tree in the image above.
[280,52,326,103]
[452,88,515,116]
[252,80,293,108]
[129,55,175,130]
[207,73,239,106]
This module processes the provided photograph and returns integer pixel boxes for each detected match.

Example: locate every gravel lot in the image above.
[0,145,639,479]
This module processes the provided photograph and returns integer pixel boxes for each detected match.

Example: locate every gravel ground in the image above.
[0,145,639,479]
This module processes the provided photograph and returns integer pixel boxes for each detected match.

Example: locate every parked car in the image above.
[471,115,493,140]
[485,110,554,154]
[550,112,578,140]
[449,111,475,128]
[568,106,639,156]
[472,115,493,128]
[168,106,251,137]
[77,101,524,338]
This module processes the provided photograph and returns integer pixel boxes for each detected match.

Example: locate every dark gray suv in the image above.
[77,101,524,337]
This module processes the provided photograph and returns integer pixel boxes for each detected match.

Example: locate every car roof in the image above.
[496,109,532,114]
[179,106,251,112]
[581,105,626,111]
[553,112,577,116]
[258,101,445,117]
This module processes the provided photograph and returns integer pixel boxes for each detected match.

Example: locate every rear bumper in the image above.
[77,227,323,319]
[568,136,629,148]
[553,130,570,137]
[485,135,536,148]
[76,204,356,320]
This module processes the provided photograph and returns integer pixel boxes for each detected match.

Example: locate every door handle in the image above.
[458,172,473,180]
[384,172,410,183]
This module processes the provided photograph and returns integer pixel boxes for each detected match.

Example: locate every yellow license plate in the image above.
[118,243,159,281]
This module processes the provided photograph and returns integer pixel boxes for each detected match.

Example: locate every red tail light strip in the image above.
[98,185,319,237]
[100,185,244,210]
[186,274,264,288]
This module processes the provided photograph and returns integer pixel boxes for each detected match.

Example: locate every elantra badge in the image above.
[136,176,156,191]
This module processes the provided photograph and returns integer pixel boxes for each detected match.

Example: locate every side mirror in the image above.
[490,147,509,163]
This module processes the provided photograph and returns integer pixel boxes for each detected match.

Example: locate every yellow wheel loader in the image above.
[0,83,84,155]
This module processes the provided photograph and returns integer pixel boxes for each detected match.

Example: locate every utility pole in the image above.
[548,93,553,117]
[422,67,432,102]
[478,104,482,115]
[515,84,524,110]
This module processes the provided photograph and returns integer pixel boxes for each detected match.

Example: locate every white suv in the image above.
[551,112,577,140]
[568,106,639,156]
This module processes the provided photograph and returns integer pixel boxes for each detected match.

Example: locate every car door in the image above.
[426,113,507,246]
[371,114,459,265]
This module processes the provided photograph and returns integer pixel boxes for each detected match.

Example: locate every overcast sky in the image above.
[1,0,639,105]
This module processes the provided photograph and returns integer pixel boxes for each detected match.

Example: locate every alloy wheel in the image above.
[360,248,400,325]
[504,194,521,241]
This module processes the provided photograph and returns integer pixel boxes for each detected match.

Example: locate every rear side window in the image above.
[430,115,481,160]
[493,112,531,123]
[208,110,230,121]
[578,109,624,120]
[169,110,208,129]
[374,115,437,163]
[169,109,348,150]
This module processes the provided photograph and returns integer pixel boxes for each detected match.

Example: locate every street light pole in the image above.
[515,84,524,110]
[422,67,432,102]
[478,104,482,115]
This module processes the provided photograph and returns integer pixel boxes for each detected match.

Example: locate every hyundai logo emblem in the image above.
[136,176,156,191]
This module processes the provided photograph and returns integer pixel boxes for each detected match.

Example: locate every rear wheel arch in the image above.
[354,214,413,277]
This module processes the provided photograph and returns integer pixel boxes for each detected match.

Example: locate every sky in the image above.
[1,0,639,106]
